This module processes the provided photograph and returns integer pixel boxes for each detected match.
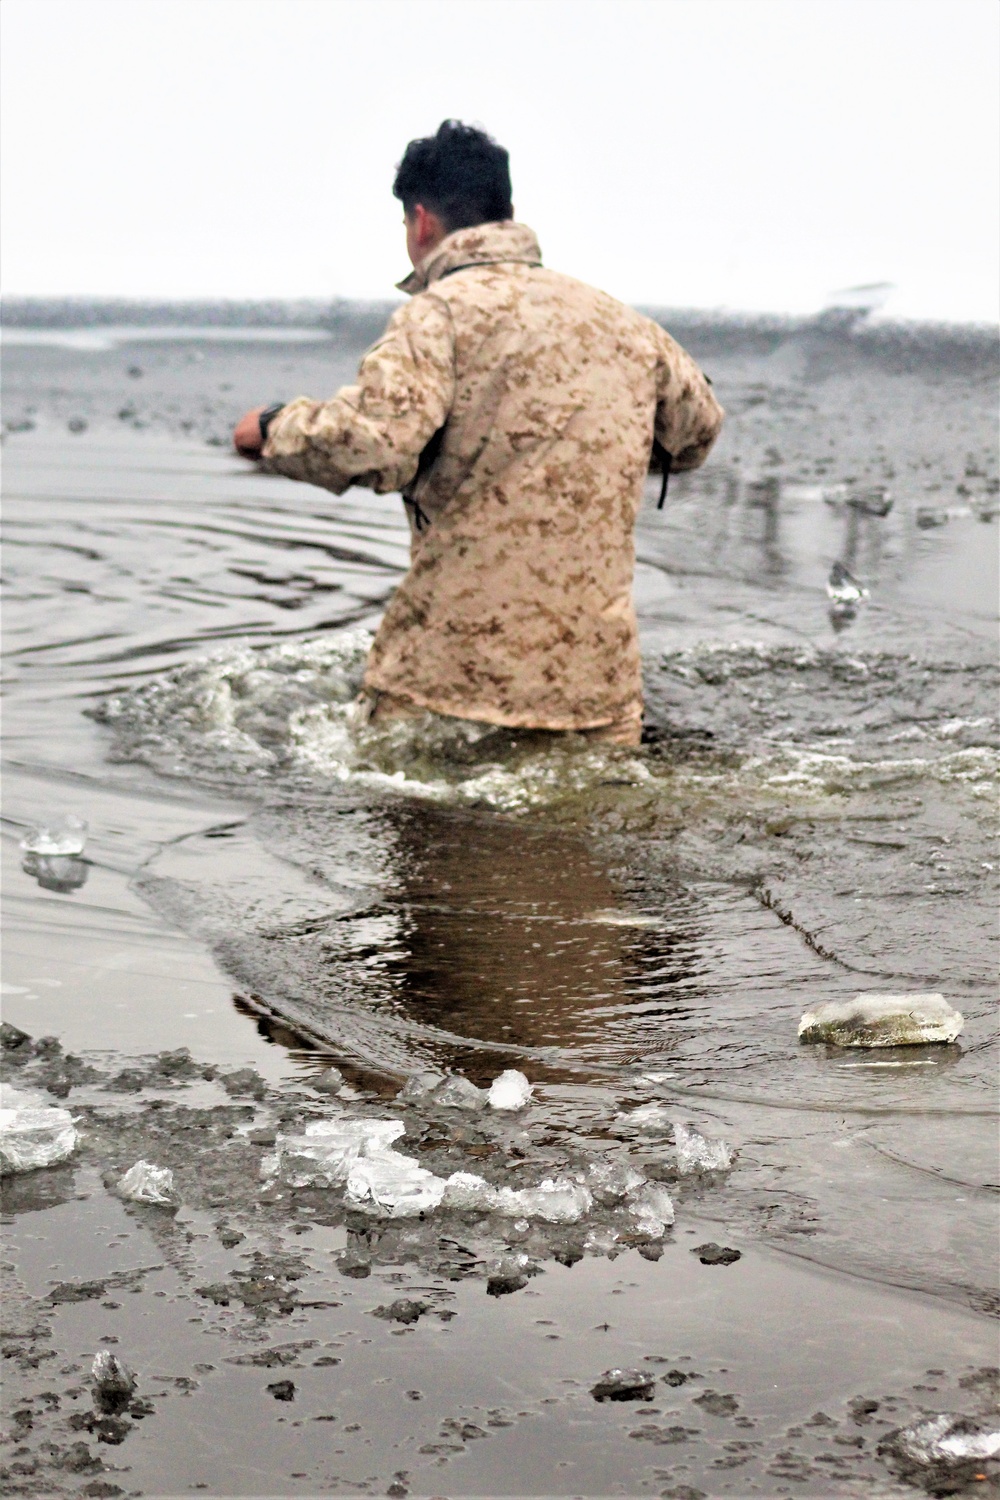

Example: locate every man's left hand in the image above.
[234,407,267,458]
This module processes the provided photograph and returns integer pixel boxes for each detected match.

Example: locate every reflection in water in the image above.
[744,474,785,581]
[20,852,89,892]
[377,806,701,1073]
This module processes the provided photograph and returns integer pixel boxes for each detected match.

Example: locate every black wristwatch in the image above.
[258,403,285,443]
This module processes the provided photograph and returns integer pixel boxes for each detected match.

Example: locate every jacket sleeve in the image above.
[652,326,724,471]
[260,294,456,495]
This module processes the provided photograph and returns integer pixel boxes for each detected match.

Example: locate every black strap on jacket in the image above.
[651,438,673,509]
[402,424,447,532]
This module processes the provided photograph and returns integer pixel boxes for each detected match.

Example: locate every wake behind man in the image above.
[234,119,724,746]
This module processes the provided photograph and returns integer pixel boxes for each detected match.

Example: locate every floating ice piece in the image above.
[19,814,88,857]
[431,1075,485,1110]
[441,1171,502,1212]
[583,1225,621,1255]
[586,1159,646,1204]
[625,1182,675,1235]
[397,1071,446,1101]
[886,1412,1000,1466]
[116,1160,177,1206]
[673,1123,733,1173]
[263,1117,406,1188]
[487,1069,533,1111]
[498,1177,593,1224]
[346,1149,446,1217]
[826,561,868,606]
[92,1350,136,1398]
[0,1087,78,1174]
[487,1253,532,1296]
[587,909,661,928]
[616,1102,673,1134]
[799,993,963,1047]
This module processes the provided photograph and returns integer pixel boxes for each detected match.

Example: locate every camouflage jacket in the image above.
[262,221,723,730]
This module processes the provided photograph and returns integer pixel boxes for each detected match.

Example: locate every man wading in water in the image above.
[234,120,723,745]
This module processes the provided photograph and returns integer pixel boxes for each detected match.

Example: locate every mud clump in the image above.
[692,1242,741,1265]
[371,1298,430,1325]
[591,1368,657,1402]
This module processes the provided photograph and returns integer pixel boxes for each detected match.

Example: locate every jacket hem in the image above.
[361,674,642,733]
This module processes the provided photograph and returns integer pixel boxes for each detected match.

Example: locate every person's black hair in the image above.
[393,120,513,233]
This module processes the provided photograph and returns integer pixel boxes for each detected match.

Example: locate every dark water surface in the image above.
[1,323,997,1498]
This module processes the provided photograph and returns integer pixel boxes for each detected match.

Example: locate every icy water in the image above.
[1,320,998,1498]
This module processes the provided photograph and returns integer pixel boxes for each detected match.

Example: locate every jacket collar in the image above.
[396,221,542,294]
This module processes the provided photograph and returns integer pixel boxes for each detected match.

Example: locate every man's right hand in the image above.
[233,407,267,458]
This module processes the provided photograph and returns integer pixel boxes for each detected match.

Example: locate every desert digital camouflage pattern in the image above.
[262,221,723,734]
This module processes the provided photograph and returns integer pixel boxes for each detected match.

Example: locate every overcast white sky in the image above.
[2,0,997,321]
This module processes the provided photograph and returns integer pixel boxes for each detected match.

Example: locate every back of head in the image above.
[393,120,513,234]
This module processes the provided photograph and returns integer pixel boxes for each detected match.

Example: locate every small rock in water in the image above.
[798,992,963,1047]
[487,1069,533,1110]
[692,1242,741,1266]
[116,1160,177,1206]
[431,1075,485,1110]
[67,417,88,433]
[591,1368,657,1402]
[267,1379,295,1401]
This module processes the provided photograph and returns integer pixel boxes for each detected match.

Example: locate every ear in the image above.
[414,203,446,251]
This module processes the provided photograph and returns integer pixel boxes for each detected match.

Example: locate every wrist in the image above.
[258,403,285,444]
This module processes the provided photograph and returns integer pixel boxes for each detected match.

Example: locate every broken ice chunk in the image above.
[116,1160,177,1206]
[498,1177,593,1224]
[487,1253,532,1296]
[799,993,963,1047]
[19,814,88,857]
[624,1182,675,1235]
[0,1087,78,1174]
[673,1123,733,1173]
[487,1069,532,1111]
[585,1159,646,1205]
[92,1351,136,1400]
[431,1075,485,1110]
[397,1072,445,1101]
[616,1102,672,1134]
[883,1412,1000,1467]
[264,1117,406,1188]
[826,561,868,606]
[441,1171,502,1212]
[345,1149,446,1217]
